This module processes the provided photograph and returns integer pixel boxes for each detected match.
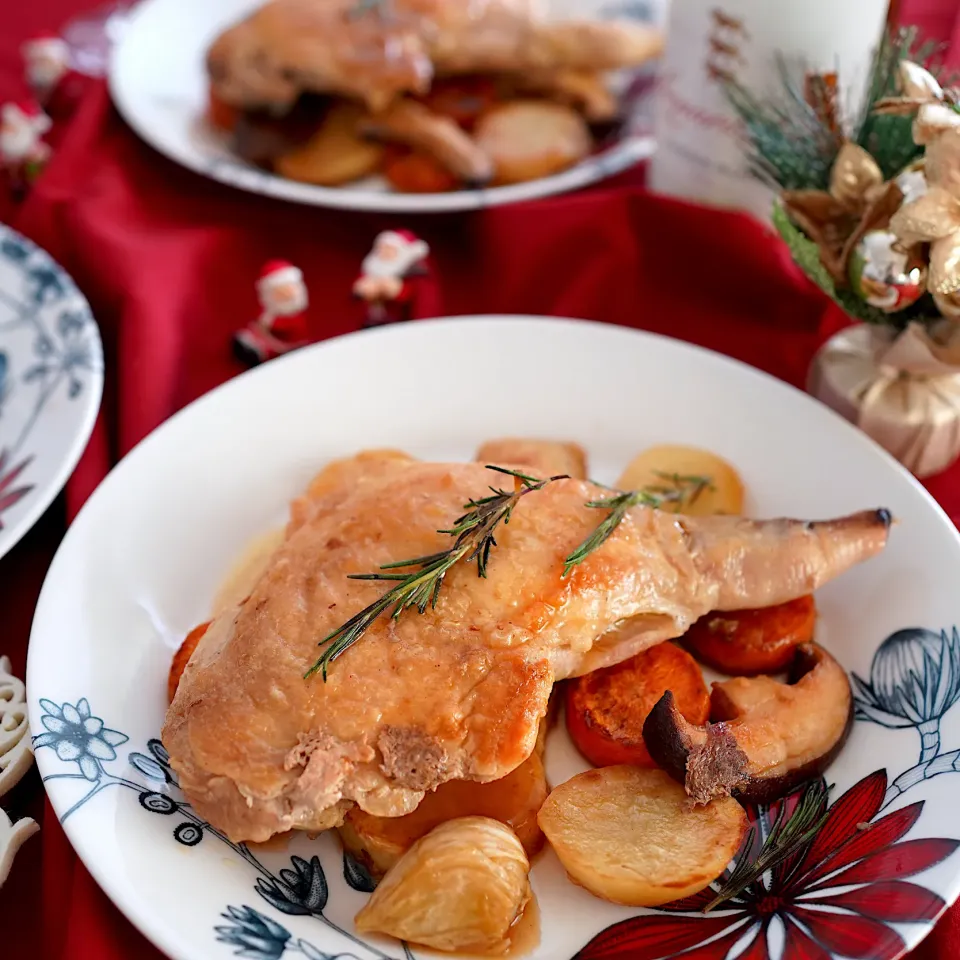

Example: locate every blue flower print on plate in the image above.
[0,223,102,559]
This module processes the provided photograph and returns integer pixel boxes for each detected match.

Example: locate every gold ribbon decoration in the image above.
[877,61,960,309]
[808,322,960,477]
[782,142,901,283]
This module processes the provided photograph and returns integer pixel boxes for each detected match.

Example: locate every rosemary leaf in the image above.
[304,466,567,681]
[562,472,713,576]
[704,779,830,913]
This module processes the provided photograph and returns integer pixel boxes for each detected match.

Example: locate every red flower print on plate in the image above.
[574,770,958,960]
[0,449,32,529]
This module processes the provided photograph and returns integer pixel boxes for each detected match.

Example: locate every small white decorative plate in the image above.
[107,0,657,212]
[0,223,102,561]
[28,317,960,960]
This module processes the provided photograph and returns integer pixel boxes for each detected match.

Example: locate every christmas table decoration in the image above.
[353,230,433,330]
[0,99,52,202]
[232,259,312,366]
[21,32,88,121]
[0,655,38,888]
[730,29,960,477]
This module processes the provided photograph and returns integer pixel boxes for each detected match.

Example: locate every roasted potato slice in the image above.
[475,438,588,479]
[537,766,747,907]
[338,751,547,879]
[616,445,745,516]
[275,102,384,185]
[355,816,530,954]
[473,101,592,185]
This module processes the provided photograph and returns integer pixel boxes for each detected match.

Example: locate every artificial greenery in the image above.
[771,205,937,327]
[726,27,941,192]
[854,29,943,177]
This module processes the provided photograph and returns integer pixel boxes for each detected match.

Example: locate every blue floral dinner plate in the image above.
[0,223,102,560]
[27,317,960,960]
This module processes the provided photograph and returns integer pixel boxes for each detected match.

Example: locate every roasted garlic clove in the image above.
[354,816,530,954]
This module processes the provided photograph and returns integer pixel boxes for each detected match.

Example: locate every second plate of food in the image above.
[108,0,660,211]
[29,316,960,960]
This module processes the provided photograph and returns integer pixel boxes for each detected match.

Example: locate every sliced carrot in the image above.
[565,642,709,768]
[167,622,210,703]
[682,595,817,677]
[208,90,240,132]
[421,76,499,131]
[383,148,459,193]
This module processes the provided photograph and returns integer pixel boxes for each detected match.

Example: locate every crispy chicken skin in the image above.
[163,453,891,843]
[206,0,664,113]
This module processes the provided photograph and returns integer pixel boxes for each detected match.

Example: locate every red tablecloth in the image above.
[5,2,960,959]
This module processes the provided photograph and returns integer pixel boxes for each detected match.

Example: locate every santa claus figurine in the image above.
[232,260,312,366]
[353,229,431,329]
[21,33,86,120]
[0,100,52,200]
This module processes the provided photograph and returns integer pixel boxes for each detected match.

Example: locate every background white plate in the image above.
[28,317,960,960]
[0,224,102,561]
[107,0,657,212]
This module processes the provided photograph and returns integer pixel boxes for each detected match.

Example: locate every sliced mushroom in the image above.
[643,643,852,805]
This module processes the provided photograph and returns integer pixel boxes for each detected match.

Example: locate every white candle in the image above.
[648,0,891,220]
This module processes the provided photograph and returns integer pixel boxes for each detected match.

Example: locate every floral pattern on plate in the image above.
[0,223,102,557]
[36,623,960,960]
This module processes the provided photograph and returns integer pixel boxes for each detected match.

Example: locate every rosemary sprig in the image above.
[304,466,565,681]
[704,779,830,913]
[562,472,712,576]
[347,0,387,18]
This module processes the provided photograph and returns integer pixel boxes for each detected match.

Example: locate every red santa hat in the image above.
[1,99,52,133]
[22,32,69,60]
[375,229,429,262]
[256,259,303,293]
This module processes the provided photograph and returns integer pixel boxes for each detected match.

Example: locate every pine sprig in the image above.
[726,57,841,191]
[563,472,712,576]
[704,779,830,913]
[725,26,948,192]
[304,466,565,680]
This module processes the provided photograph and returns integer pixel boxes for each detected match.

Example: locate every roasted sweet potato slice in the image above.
[682,596,817,676]
[421,75,500,131]
[537,766,747,907]
[383,148,459,193]
[643,643,852,805]
[167,622,210,703]
[565,642,709,767]
[208,89,240,132]
[338,751,548,879]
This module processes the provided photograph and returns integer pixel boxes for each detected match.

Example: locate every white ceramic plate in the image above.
[29,317,960,960]
[0,224,102,561]
[107,0,657,212]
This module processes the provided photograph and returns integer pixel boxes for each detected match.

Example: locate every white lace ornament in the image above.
[0,655,39,887]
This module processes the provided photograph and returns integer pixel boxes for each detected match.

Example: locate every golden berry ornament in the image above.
[848,229,927,312]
